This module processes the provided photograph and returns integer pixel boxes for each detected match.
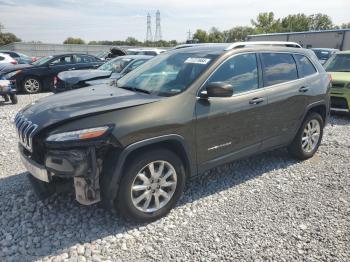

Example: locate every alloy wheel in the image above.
[24,79,40,93]
[301,119,321,153]
[131,161,177,213]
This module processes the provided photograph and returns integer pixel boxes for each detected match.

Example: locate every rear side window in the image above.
[261,53,298,86]
[294,54,317,77]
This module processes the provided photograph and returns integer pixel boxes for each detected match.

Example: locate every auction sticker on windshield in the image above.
[184,58,211,64]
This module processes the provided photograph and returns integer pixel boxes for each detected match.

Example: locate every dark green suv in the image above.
[16,43,330,222]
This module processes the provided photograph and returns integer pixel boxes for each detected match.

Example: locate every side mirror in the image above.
[200,82,233,98]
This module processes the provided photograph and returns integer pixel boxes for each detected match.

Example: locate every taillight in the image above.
[32,57,37,62]
[10,60,17,65]
[328,73,332,82]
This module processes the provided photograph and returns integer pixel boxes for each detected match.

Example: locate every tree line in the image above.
[1,12,349,47]
[192,12,350,43]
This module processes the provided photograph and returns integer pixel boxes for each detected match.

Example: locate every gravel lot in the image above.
[0,93,349,262]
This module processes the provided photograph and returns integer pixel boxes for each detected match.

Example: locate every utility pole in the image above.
[146,13,153,42]
[187,30,192,41]
[154,10,162,41]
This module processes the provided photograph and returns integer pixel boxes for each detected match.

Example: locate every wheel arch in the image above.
[304,101,328,125]
[101,134,196,209]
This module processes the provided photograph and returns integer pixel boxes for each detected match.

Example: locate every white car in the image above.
[0,53,17,65]
[127,48,166,56]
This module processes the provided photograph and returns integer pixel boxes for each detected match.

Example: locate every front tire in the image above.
[288,112,324,160]
[116,149,186,222]
[22,77,42,94]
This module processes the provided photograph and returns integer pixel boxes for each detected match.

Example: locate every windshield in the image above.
[325,54,350,72]
[313,50,332,60]
[31,56,53,66]
[98,57,133,73]
[117,51,218,97]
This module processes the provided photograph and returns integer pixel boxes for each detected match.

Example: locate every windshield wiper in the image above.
[118,85,151,94]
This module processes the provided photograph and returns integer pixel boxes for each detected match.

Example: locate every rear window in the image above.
[261,53,298,86]
[294,54,317,77]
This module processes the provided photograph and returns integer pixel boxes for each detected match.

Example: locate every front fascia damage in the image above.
[44,135,118,205]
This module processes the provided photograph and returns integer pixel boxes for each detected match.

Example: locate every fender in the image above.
[102,134,196,209]
[292,99,329,139]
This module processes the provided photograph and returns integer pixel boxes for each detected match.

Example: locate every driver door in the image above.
[195,53,268,170]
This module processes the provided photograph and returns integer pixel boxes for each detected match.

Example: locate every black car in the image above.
[0,53,103,94]
[53,55,152,93]
[16,44,330,222]
[0,51,34,64]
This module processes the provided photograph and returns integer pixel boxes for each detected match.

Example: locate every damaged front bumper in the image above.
[19,144,102,205]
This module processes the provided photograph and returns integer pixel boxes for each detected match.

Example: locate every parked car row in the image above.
[53,55,152,92]
[0,48,166,94]
[15,41,332,222]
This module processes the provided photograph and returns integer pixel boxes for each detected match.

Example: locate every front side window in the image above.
[51,56,73,65]
[325,54,350,72]
[261,53,298,86]
[117,51,218,96]
[99,57,133,73]
[294,54,317,77]
[206,53,258,94]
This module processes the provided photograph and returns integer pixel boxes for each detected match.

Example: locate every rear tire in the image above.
[116,149,186,222]
[288,112,324,160]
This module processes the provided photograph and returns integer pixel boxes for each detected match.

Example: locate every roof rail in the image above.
[224,41,302,50]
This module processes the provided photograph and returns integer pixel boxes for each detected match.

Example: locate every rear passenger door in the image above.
[74,55,101,70]
[260,52,313,148]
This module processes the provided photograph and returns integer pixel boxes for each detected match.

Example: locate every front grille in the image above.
[14,113,38,152]
[331,97,349,110]
[332,82,346,88]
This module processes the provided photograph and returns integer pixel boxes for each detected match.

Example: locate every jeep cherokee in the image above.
[15,44,330,222]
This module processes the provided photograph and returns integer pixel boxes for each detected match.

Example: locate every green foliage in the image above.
[223,26,256,42]
[251,12,282,33]
[193,29,209,43]
[281,14,310,32]
[63,37,85,44]
[308,13,333,30]
[0,22,21,46]
[0,32,21,46]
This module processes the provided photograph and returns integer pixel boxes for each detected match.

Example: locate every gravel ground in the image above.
[0,93,349,262]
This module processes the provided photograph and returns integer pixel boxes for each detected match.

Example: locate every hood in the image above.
[85,73,121,86]
[0,64,32,75]
[19,84,162,130]
[58,70,112,85]
[329,72,350,83]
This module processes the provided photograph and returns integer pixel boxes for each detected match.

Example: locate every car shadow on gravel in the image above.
[0,148,298,260]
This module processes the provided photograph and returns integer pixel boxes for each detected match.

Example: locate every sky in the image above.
[0,0,349,43]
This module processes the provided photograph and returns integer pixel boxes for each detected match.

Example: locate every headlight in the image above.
[4,70,21,79]
[46,126,110,142]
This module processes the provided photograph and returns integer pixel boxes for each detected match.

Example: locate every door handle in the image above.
[249,97,264,105]
[299,86,309,93]
[68,68,75,71]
